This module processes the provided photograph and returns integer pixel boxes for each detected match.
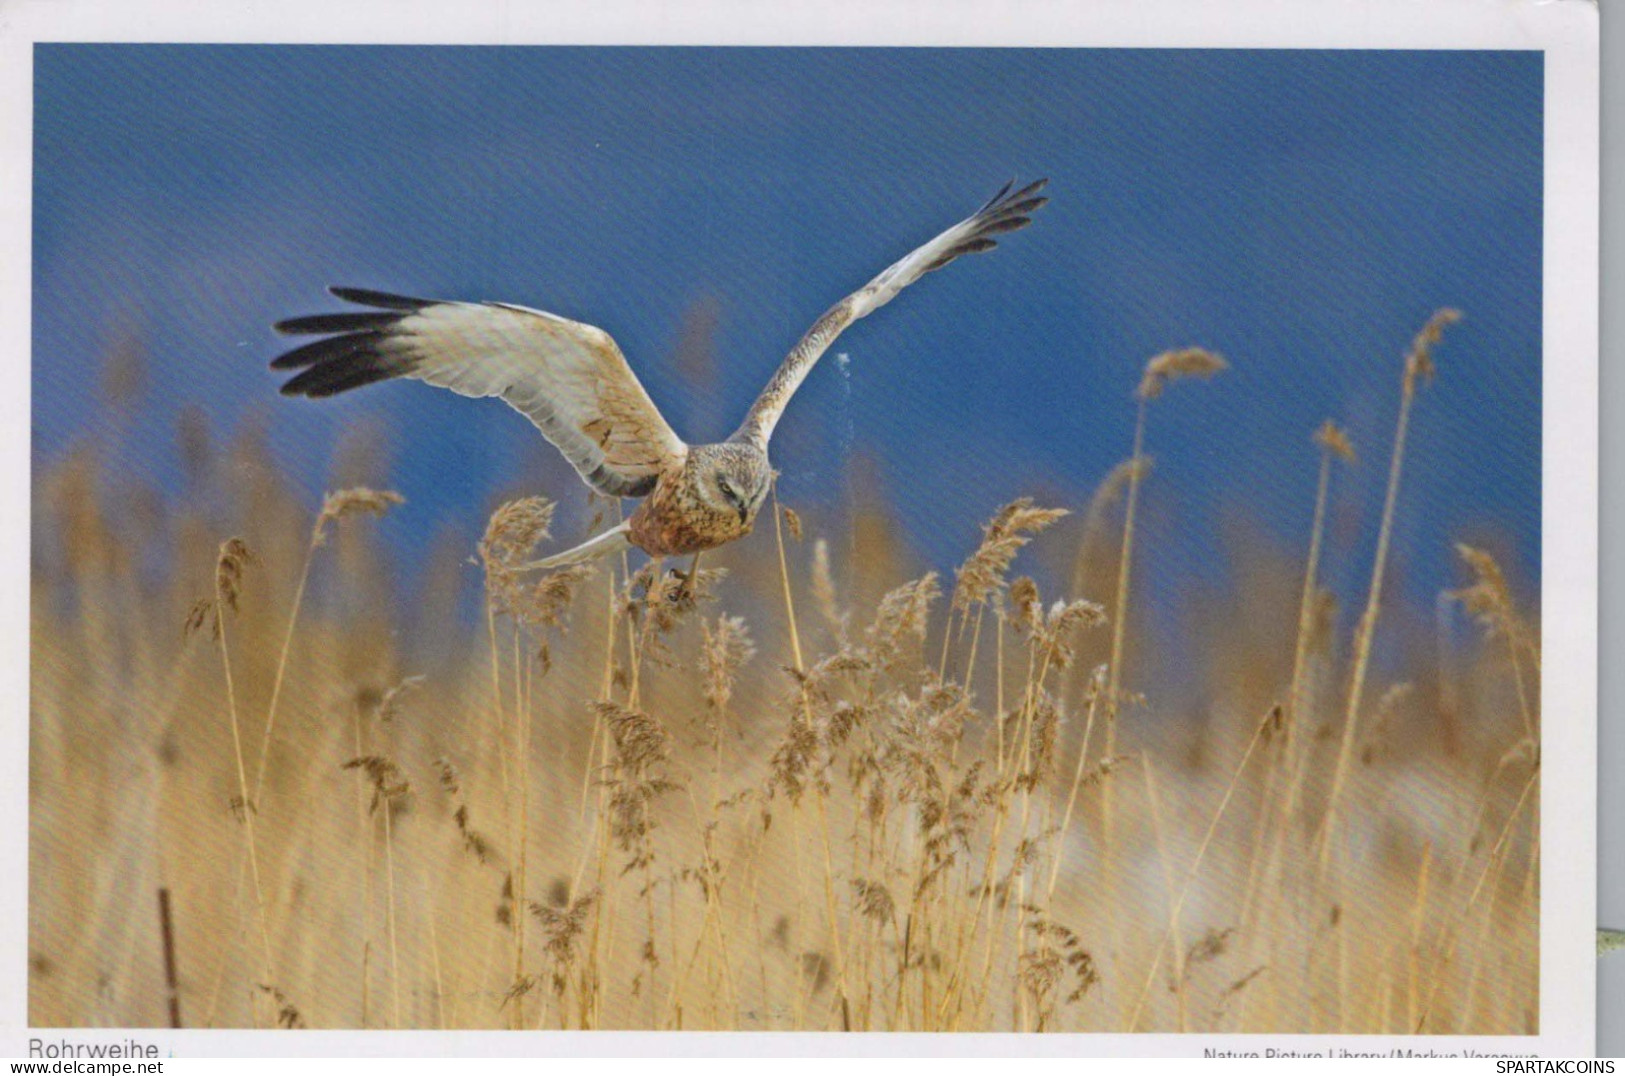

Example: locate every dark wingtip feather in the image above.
[999,196,1048,218]
[971,179,1049,237]
[271,289,430,396]
[977,177,1017,214]
[279,351,404,397]
[270,323,411,398]
[952,237,999,258]
[327,286,434,311]
[1002,178,1048,206]
[979,216,1032,237]
[269,330,384,371]
[274,311,404,336]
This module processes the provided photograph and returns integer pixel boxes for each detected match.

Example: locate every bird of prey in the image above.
[272,179,1048,571]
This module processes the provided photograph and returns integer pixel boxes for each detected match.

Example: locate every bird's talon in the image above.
[666,567,694,602]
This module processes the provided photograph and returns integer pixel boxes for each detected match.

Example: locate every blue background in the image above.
[31,46,1542,621]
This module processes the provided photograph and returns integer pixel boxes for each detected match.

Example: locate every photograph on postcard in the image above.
[28,45,1543,1033]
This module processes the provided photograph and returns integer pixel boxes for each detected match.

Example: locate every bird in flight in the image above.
[272,179,1048,573]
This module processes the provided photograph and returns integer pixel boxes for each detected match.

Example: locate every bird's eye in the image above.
[717,477,734,498]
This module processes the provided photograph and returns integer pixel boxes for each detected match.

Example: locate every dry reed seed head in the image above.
[782,505,803,541]
[1360,685,1411,764]
[1374,682,1413,719]
[458,814,495,864]
[440,756,502,867]
[766,706,822,802]
[214,537,254,611]
[608,773,681,862]
[1109,455,1154,493]
[1019,946,1065,1001]
[1264,703,1285,739]
[799,952,832,995]
[1009,576,1042,634]
[1252,704,1286,748]
[1448,542,1521,638]
[1403,307,1464,387]
[867,571,941,669]
[376,674,426,724]
[478,496,557,570]
[512,564,594,631]
[1136,347,1229,401]
[479,498,591,627]
[1001,837,1045,891]
[1021,920,1099,1012]
[797,646,872,695]
[1082,662,1109,703]
[1036,598,1109,667]
[1028,918,1081,949]
[1404,307,1469,367]
[1081,457,1152,541]
[626,561,659,598]
[1185,927,1235,970]
[1313,419,1357,464]
[700,614,756,715]
[501,976,537,1004]
[1454,542,1507,594]
[1077,753,1133,791]
[878,683,975,815]
[1066,956,1100,1005]
[777,648,872,767]
[313,486,405,546]
[851,878,897,924]
[952,499,1070,615]
[435,757,461,797]
[1016,693,1063,792]
[594,701,671,774]
[256,984,305,1030]
[909,681,974,755]
[1212,967,1269,1020]
[182,597,218,640]
[343,754,412,814]
[531,888,598,964]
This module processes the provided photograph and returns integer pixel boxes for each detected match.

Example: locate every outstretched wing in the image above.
[732,178,1048,448]
[273,288,688,497]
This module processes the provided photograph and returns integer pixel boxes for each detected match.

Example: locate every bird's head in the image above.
[692,443,772,526]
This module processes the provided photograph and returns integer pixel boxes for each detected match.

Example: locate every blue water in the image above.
[32,46,1542,620]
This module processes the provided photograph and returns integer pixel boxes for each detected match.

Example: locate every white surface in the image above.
[0,0,1600,1058]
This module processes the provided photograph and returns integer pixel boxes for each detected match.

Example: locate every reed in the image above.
[1317,310,1461,879]
[27,312,1536,1033]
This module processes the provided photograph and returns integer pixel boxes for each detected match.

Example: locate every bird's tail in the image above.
[518,521,633,572]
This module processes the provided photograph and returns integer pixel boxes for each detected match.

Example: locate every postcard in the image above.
[1,0,1599,1059]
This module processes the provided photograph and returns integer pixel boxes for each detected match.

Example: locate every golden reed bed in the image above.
[30,312,1538,1032]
